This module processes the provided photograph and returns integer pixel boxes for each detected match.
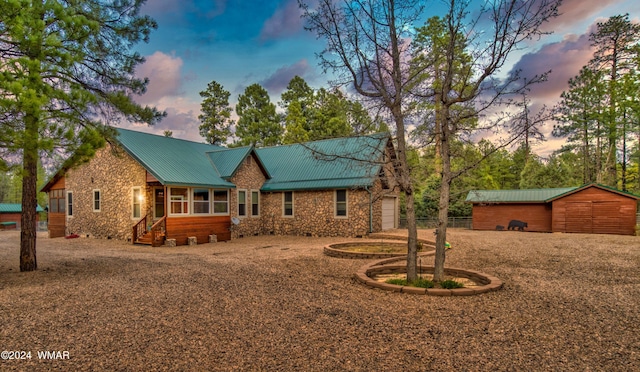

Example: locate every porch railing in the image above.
[150,216,166,247]
[132,215,147,244]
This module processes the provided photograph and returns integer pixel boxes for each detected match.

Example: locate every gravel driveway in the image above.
[1,229,638,371]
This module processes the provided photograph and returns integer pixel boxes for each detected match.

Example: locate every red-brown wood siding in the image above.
[146,172,159,183]
[552,187,637,235]
[0,213,34,229]
[48,213,66,238]
[50,177,65,189]
[46,176,66,238]
[0,214,41,230]
[472,203,552,232]
[166,216,231,245]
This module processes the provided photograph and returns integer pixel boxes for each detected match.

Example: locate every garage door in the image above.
[382,197,396,230]
[565,202,592,233]
[565,201,620,234]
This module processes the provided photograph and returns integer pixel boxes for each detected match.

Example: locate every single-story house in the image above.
[466,184,640,235]
[0,203,44,230]
[41,128,399,245]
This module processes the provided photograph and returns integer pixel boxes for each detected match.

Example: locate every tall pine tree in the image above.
[0,0,163,271]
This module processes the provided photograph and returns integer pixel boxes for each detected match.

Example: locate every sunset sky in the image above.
[126,0,640,156]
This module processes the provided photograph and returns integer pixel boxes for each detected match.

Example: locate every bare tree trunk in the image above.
[20,114,38,272]
[433,108,451,282]
[433,91,443,174]
[405,190,419,281]
[583,116,590,183]
[621,109,627,191]
[393,110,419,282]
[596,122,603,183]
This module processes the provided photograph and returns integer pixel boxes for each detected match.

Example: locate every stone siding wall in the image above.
[229,154,267,238]
[60,143,399,242]
[259,188,373,237]
[65,145,147,240]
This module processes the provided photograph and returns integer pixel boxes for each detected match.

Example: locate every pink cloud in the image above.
[511,29,596,102]
[135,52,184,105]
[260,0,304,41]
[542,0,626,33]
[121,106,203,143]
[261,59,314,94]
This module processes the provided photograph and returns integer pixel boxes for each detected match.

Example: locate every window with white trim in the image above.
[67,191,73,217]
[238,190,247,217]
[213,190,228,214]
[335,189,347,217]
[251,191,260,216]
[132,187,141,219]
[193,188,210,214]
[93,189,101,212]
[283,191,293,217]
[169,187,189,215]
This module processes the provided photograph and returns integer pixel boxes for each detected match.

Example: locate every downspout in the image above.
[365,186,373,234]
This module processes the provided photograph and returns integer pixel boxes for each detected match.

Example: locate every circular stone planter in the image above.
[324,242,435,259]
[354,259,503,296]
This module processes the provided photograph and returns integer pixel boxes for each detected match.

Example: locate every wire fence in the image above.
[402,213,640,230]
[399,217,473,229]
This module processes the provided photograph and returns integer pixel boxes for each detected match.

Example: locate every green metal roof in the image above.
[465,187,577,203]
[256,134,388,191]
[115,129,389,191]
[0,203,44,213]
[546,183,640,201]
[116,128,235,188]
[206,146,256,179]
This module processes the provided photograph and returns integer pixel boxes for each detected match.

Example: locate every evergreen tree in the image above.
[553,67,607,184]
[280,77,360,144]
[311,88,353,139]
[234,84,282,147]
[198,81,233,145]
[282,100,310,144]
[279,76,315,114]
[588,14,640,185]
[0,0,163,271]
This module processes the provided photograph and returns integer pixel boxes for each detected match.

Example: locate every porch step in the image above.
[134,232,154,245]
[134,233,166,246]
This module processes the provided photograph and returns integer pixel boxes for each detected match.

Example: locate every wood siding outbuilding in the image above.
[472,203,552,232]
[551,186,638,235]
[469,184,639,236]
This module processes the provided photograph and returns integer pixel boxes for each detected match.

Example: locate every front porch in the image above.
[132,215,166,246]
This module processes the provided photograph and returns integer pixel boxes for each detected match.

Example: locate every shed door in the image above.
[592,201,620,235]
[382,197,396,230]
[565,201,621,234]
[565,202,592,233]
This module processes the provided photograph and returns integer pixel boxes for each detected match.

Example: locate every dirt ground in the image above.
[0,229,638,371]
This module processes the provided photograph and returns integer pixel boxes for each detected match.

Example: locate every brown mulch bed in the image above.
[1,229,639,371]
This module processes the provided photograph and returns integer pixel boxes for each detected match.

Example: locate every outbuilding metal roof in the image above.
[465,187,577,203]
[0,203,44,213]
